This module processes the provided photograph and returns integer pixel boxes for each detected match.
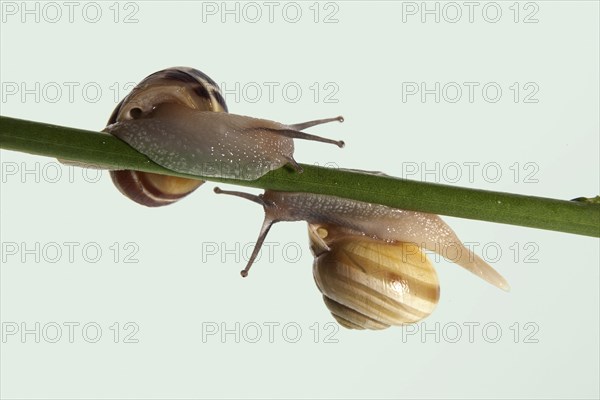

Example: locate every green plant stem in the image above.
[1,115,599,238]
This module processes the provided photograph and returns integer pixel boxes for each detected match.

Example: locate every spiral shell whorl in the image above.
[107,67,228,124]
[311,224,440,330]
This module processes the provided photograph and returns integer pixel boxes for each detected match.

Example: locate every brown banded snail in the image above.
[103,67,344,207]
[214,187,509,330]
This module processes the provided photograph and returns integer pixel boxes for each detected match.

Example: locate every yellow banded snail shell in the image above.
[104,67,344,207]
[310,224,440,330]
[214,187,509,330]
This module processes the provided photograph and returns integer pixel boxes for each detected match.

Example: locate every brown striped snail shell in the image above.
[103,67,344,207]
[213,187,509,330]
[309,223,440,330]
[106,67,227,207]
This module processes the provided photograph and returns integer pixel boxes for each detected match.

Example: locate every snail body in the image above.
[105,104,344,180]
[214,187,509,330]
[104,67,344,206]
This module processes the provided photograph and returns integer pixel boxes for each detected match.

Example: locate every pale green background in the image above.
[1,1,598,399]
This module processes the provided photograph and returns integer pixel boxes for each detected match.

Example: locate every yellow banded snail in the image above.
[103,67,344,206]
[214,187,509,330]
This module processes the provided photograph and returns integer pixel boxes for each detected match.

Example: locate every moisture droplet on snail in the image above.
[104,67,508,330]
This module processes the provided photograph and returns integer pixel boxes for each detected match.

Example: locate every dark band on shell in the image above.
[107,67,228,125]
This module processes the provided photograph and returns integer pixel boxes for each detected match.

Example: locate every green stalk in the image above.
[1,115,598,237]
